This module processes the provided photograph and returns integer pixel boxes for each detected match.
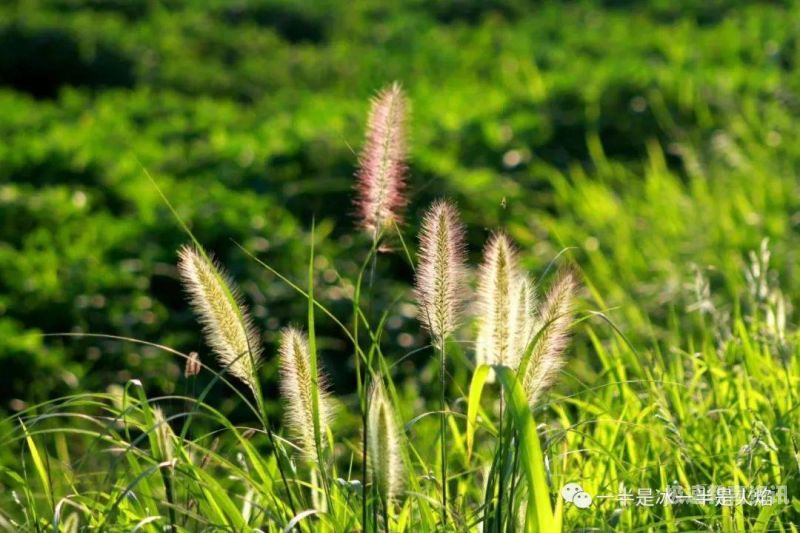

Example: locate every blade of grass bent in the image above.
[494,366,555,533]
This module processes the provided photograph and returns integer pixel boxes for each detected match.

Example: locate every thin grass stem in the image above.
[439,336,448,529]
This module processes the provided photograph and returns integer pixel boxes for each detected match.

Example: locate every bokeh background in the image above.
[2,0,799,419]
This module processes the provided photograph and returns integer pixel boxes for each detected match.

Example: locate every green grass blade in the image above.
[466,364,491,461]
[19,419,53,517]
[307,218,332,515]
[494,366,555,533]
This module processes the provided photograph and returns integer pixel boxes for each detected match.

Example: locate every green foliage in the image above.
[2,0,800,530]
[3,0,800,403]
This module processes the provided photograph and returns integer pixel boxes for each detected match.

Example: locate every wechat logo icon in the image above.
[561,482,593,509]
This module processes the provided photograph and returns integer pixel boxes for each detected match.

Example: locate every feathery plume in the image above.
[475,232,520,369]
[184,351,201,378]
[522,269,578,407]
[355,82,408,235]
[414,200,468,342]
[510,274,536,368]
[278,326,331,459]
[178,245,262,393]
[367,380,404,502]
[153,407,175,463]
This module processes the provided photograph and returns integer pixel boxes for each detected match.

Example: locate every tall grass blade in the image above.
[493,365,555,533]
[19,420,53,516]
[466,364,491,461]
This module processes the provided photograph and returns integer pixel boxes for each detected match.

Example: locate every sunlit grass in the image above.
[3,199,798,531]
[3,4,800,527]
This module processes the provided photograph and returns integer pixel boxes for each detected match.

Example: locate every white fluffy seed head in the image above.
[355,82,409,236]
[475,232,520,369]
[278,326,331,459]
[153,407,175,463]
[414,200,468,343]
[367,380,404,502]
[510,274,536,369]
[177,244,262,393]
[523,268,578,407]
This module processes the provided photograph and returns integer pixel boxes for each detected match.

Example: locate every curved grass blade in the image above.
[466,364,491,461]
[493,366,555,533]
[19,420,53,516]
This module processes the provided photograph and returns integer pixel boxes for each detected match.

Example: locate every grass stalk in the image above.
[439,336,448,529]
[307,219,333,515]
[355,233,382,531]
[496,391,505,532]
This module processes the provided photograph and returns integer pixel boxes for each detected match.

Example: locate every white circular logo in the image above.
[573,491,593,508]
[560,482,583,503]
[561,482,593,508]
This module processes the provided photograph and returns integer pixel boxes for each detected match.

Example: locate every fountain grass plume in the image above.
[278,326,332,459]
[177,244,262,394]
[153,406,175,463]
[414,199,468,523]
[476,232,520,369]
[510,274,536,369]
[414,199,468,343]
[367,379,404,503]
[355,82,408,235]
[523,268,578,407]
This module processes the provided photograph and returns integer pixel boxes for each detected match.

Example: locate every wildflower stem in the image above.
[266,425,298,517]
[307,221,333,514]
[355,232,382,530]
[507,435,521,533]
[496,390,505,532]
[254,387,298,517]
[439,335,448,528]
[372,482,378,533]
[382,495,390,533]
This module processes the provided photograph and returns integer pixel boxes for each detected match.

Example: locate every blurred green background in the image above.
[2,0,799,415]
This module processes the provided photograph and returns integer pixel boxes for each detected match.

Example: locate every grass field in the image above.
[2,1,800,531]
